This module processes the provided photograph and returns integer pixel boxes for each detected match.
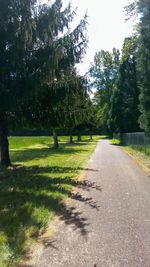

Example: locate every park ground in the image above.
[0,136,99,267]
[34,139,150,267]
[0,136,150,267]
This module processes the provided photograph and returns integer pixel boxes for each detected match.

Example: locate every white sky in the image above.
[63,0,133,75]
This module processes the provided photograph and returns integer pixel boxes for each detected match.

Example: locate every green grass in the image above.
[122,145,150,171]
[111,138,121,145]
[111,138,150,171]
[129,144,150,156]
[0,135,99,267]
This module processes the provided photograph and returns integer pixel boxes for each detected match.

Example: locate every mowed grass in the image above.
[0,135,99,267]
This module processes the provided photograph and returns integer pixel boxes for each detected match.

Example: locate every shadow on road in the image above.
[0,163,102,266]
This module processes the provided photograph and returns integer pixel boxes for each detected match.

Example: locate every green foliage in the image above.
[61,76,97,135]
[123,143,150,158]
[94,91,110,133]
[109,37,140,133]
[126,0,150,133]
[30,72,91,130]
[90,48,120,91]
[90,38,140,135]
[0,0,87,113]
[90,48,120,133]
[0,0,88,166]
[89,1,150,135]
[111,138,121,145]
[137,1,150,133]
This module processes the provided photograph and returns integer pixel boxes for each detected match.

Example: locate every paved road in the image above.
[35,140,150,267]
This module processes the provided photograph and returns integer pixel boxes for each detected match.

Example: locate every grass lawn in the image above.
[0,135,99,267]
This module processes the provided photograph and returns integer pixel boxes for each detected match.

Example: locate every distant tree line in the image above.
[89,0,150,136]
[0,0,97,167]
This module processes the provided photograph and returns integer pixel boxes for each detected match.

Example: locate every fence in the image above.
[114,132,150,155]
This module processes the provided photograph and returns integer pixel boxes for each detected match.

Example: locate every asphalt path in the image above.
[35,140,150,267]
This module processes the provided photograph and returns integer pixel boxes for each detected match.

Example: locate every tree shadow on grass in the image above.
[10,145,89,163]
[10,138,98,164]
[0,165,101,265]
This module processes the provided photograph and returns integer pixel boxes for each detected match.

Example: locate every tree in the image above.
[109,37,140,133]
[90,48,120,133]
[126,0,150,133]
[50,74,95,145]
[137,0,150,133]
[0,0,87,166]
[74,99,97,142]
[61,75,89,143]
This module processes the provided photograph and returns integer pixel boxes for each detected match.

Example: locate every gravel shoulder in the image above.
[32,140,150,267]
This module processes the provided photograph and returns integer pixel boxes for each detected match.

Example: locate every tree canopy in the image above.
[0,0,88,166]
[125,0,150,133]
[89,0,150,136]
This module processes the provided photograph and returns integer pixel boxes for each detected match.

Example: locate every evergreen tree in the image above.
[62,75,90,144]
[137,0,150,133]
[0,0,87,166]
[126,0,150,133]
[109,37,140,133]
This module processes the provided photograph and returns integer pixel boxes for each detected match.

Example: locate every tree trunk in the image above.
[69,134,73,144]
[0,114,11,167]
[90,135,93,140]
[53,129,59,148]
[77,134,81,142]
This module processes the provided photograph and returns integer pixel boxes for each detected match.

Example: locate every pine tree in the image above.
[0,0,87,166]
[125,0,150,133]
[137,0,150,133]
[109,37,140,133]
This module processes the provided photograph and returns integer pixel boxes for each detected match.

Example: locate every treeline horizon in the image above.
[0,0,149,167]
[89,0,150,136]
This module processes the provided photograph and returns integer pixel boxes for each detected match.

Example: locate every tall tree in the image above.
[137,0,150,133]
[0,0,87,166]
[126,0,150,133]
[109,37,140,133]
[90,48,120,133]
[62,75,90,143]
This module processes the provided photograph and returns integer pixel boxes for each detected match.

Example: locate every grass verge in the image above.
[122,146,150,172]
[111,138,150,172]
[0,136,99,267]
[111,138,121,145]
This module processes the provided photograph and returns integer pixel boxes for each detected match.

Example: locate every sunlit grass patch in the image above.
[0,135,99,266]
[111,138,121,145]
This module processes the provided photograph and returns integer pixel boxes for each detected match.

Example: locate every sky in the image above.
[63,0,134,75]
